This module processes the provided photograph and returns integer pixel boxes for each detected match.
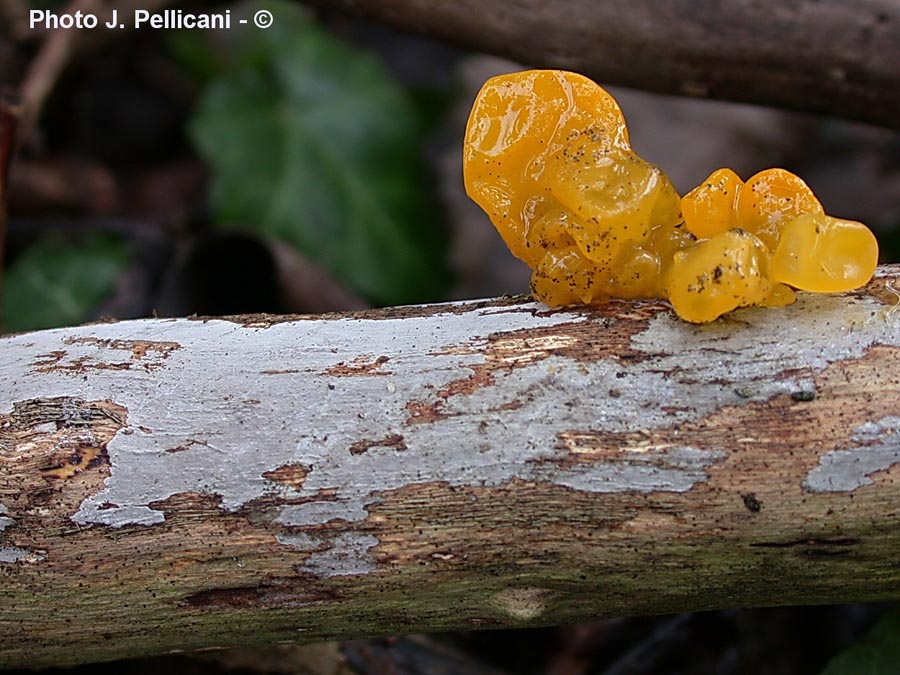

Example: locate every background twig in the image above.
[18,0,178,141]
[308,0,900,129]
[18,0,101,140]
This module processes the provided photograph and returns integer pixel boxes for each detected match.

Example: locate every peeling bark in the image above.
[2,267,900,667]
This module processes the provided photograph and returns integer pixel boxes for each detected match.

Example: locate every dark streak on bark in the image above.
[183,576,341,610]
[750,537,861,548]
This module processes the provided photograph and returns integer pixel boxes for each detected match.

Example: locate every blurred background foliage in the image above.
[187,1,448,305]
[2,0,461,332]
[820,609,900,675]
[1,0,899,672]
[2,230,127,331]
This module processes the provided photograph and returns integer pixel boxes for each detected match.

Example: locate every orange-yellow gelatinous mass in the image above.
[682,168,743,240]
[665,229,772,324]
[463,69,879,323]
[771,213,880,293]
[736,168,825,250]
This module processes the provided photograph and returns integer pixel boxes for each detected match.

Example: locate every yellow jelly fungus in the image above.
[736,168,824,250]
[463,69,880,323]
[682,168,743,240]
[772,213,880,293]
[463,69,680,273]
[666,229,773,324]
[763,282,797,308]
[532,242,604,306]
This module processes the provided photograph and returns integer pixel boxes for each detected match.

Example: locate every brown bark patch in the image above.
[64,337,180,359]
[41,444,105,479]
[854,275,900,309]
[481,309,657,366]
[148,492,225,521]
[325,355,391,377]
[263,463,312,488]
[196,296,647,326]
[348,434,407,456]
[437,368,494,398]
[0,397,126,553]
[30,350,66,370]
[405,400,446,424]
[31,338,180,374]
[865,460,900,487]
[0,397,124,484]
[183,585,263,609]
[311,295,533,323]
[368,479,638,571]
[554,429,684,464]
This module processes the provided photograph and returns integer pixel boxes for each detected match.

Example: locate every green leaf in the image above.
[2,233,128,333]
[821,610,900,675]
[189,1,448,305]
[166,30,228,83]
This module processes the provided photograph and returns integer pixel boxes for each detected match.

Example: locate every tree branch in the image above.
[309,0,900,129]
[2,267,900,668]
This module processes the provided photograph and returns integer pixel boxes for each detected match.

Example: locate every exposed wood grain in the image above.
[1,267,900,668]
[310,0,900,129]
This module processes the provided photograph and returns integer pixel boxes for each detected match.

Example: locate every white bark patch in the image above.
[803,417,900,492]
[0,547,46,564]
[544,446,726,492]
[0,547,29,563]
[631,293,900,400]
[0,504,12,531]
[1,292,898,577]
[0,503,43,564]
[281,533,381,578]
